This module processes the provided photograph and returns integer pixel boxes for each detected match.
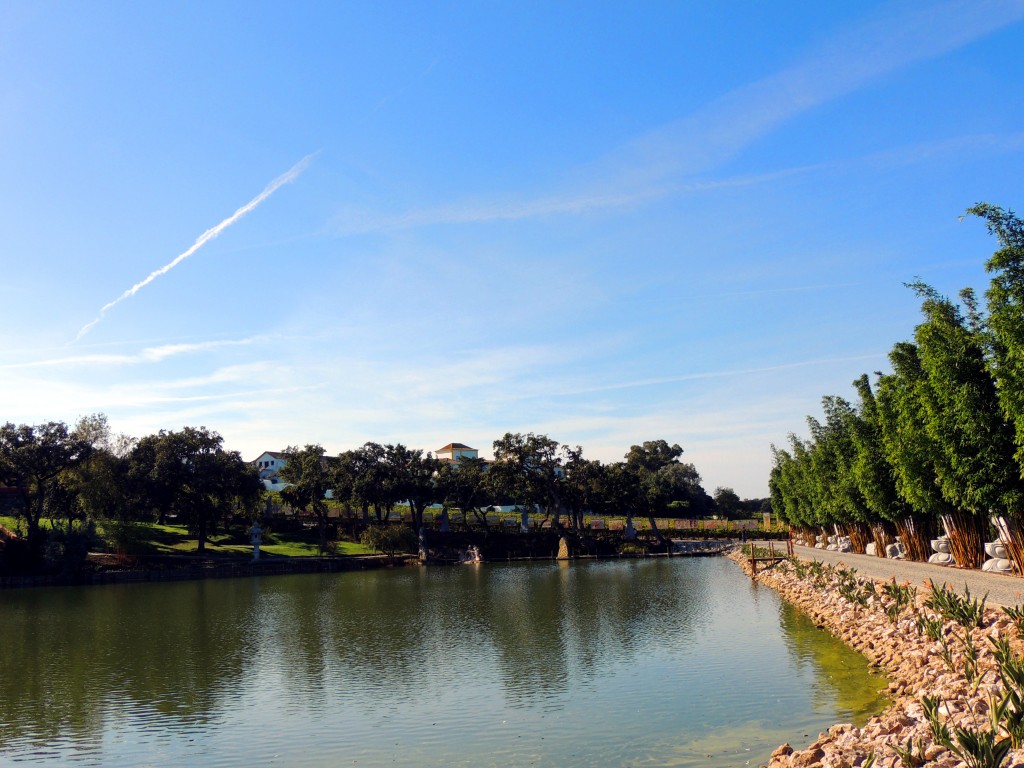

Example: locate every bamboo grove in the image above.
[769,204,1024,570]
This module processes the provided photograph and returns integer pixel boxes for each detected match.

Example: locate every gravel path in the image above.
[791,543,1024,608]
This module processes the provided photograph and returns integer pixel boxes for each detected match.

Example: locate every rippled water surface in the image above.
[0,558,887,767]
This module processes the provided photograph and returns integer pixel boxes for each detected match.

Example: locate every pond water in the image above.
[0,558,887,767]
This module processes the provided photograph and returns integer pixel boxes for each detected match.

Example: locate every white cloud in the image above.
[75,153,316,341]
[331,1,1024,235]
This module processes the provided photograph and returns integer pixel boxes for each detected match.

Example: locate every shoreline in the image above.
[731,549,1024,767]
[0,537,736,591]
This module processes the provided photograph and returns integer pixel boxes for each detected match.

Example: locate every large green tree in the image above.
[490,432,565,528]
[909,283,1023,567]
[874,342,944,561]
[134,427,261,552]
[974,204,1024,463]
[0,421,91,550]
[384,444,441,532]
[280,444,334,553]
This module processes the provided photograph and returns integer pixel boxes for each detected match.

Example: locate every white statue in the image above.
[249,521,263,561]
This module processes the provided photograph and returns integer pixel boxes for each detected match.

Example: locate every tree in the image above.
[280,444,334,553]
[849,374,905,556]
[712,487,741,520]
[973,204,1024,463]
[560,447,602,531]
[490,433,565,528]
[874,342,944,561]
[622,440,686,543]
[909,282,1023,567]
[439,456,492,529]
[384,444,441,532]
[0,421,91,550]
[660,462,712,517]
[133,427,260,552]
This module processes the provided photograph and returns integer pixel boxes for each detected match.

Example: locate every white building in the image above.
[435,442,480,463]
[251,451,288,491]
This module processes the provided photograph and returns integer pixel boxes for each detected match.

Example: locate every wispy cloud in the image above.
[74,153,317,341]
[550,353,888,398]
[333,0,1024,235]
[1,336,266,370]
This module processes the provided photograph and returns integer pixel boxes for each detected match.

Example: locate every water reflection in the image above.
[0,558,886,767]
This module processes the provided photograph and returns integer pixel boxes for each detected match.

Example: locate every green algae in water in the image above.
[778,600,891,726]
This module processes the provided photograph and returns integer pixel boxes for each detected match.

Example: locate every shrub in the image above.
[360,525,417,561]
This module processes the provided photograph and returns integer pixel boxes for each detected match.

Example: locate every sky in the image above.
[1,1,1023,498]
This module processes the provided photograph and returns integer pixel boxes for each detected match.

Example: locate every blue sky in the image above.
[2,1,1022,498]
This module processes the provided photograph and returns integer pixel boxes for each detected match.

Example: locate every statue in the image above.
[418,527,428,563]
[249,521,263,561]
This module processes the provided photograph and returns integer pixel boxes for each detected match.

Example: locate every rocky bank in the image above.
[732,550,1024,768]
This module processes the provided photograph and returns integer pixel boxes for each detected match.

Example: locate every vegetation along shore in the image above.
[737,546,1024,768]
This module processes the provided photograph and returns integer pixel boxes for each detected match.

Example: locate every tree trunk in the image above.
[197,513,207,553]
[647,516,667,546]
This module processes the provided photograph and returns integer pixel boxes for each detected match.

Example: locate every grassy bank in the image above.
[0,516,372,558]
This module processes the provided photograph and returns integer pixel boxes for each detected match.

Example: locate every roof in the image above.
[250,450,287,463]
[436,443,476,452]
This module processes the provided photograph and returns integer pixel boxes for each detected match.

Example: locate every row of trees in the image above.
[279,435,721,552]
[2,413,755,562]
[0,416,262,556]
[770,204,1024,570]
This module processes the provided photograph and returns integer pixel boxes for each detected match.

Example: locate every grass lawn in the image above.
[2,515,371,557]
[118,522,373,557]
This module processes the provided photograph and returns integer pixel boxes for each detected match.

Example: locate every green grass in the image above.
[120,522,373,557]
[3,515,372,557]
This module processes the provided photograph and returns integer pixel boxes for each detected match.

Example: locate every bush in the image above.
[360,525,417,561]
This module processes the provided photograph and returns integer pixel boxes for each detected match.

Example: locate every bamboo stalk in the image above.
[895,514,936,562]
[941,510,985,569]
[994,515,1024,575]
[870,521,896,558]
[846,521,871,554]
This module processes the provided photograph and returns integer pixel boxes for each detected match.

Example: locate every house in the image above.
[435,443,480,463]
[251,451,288,491]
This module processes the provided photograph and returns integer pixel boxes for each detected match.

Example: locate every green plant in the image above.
[963,628,980,690]
[917,613,945,642]
[892,736,928,767]
[882,579,917,624]
[991,637,1024,748]
[938,635,955,671]
[359,524,417,562]
[1003,605,1024,635]
[839,579,869,609]
[925,582,988,628]
[923,695,1011,768]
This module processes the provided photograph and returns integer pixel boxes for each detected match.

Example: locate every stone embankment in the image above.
[732,550,1024,767]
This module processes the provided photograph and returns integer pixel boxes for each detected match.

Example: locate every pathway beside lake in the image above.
[793,543,1024,608]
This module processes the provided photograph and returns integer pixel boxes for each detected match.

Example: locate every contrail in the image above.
[75,153,316,341]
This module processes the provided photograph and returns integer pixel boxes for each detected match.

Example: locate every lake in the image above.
[0,557,887,767]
